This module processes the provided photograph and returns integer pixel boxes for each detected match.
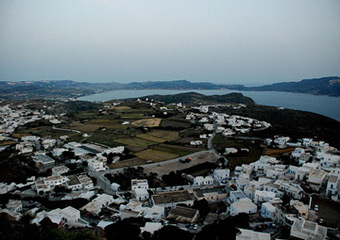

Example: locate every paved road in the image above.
[52,126,82,133]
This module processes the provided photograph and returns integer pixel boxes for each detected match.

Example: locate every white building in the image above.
[254,190,276,204]
[230,198,257,216]
[307,169,327,191]
[236,228,270,240]
[88,159,108,172]
[81,194,114,215]
[34,206,89,227]
[6,200,23,213]
[261,202,276,220]
[134,188,149,201]
[131,179,149,190]
[193,176,214,186]
[290,218,327,240]
[52,166,70,176]
[213,169,230,183]
[326,174,340,196]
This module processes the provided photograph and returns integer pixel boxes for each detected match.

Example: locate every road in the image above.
[52,126,82,133]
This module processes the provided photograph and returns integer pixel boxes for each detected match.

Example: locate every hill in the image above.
[129,92,255,105]
[229,76,340,97]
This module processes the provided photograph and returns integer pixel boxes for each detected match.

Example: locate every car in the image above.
[179,159,186,163]
[314,204,319,211]
[319,218,324,224]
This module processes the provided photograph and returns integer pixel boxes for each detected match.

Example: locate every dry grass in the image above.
[135,149,179,162]
[264,147,295,156]
[70,119,128,132]
[132,118,162,127]
[149,130,179,141]
[110,106,131,111]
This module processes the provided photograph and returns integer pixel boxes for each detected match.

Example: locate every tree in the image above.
[192,199,209,219]
[105,219,141,240]
[151,226,193,240]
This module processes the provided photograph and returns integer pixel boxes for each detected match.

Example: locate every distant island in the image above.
[0,76,339,100]
[228,76,340,97]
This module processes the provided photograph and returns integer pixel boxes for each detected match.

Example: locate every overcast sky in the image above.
[1,0,339,85]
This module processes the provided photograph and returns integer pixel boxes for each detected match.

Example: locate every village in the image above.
[0,97,340,240]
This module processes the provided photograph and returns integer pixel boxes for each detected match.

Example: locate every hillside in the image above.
[129,92,255,105]
[229,76,340,97]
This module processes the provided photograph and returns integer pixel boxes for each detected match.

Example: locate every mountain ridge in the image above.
[1,76,339,100]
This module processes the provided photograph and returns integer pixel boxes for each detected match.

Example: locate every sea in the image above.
[78,89,340,122]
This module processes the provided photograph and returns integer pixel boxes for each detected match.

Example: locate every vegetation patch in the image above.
[160,119,191,129]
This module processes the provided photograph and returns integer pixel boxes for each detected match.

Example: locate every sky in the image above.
[1,0,340,86]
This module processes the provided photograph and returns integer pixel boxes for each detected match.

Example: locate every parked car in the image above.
[314,204,319,211]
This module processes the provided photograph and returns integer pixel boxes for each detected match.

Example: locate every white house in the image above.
[230,198,257,216]
[81,194,114,215]
[307,169,327,191]
[213,169,230,183]
[52,166,70,176]
[131,179,149,190]
[134,188,149,201]
[193,176,214,186]
[236,229,270,240]
[34,206,89,227]
[319,153,340,168]
[254,190,276,204]
[326,174,340,196]
[261,202,276,220]
[88,159,108,172]
[6,200,23,213]
[290,218,327,240]
[143,205,165,222]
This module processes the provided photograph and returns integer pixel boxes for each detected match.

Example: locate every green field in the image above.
[150,144,198,156]
[114,137,157,149]
[136,134,165,143]
[160,119,191,129]
[136,130,179,143]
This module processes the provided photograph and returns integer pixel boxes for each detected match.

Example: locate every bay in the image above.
[78,89,340,122]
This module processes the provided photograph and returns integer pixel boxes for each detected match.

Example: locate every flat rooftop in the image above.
[168,206,198,219]
[152,190,194,205]
[193,186,226,198]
